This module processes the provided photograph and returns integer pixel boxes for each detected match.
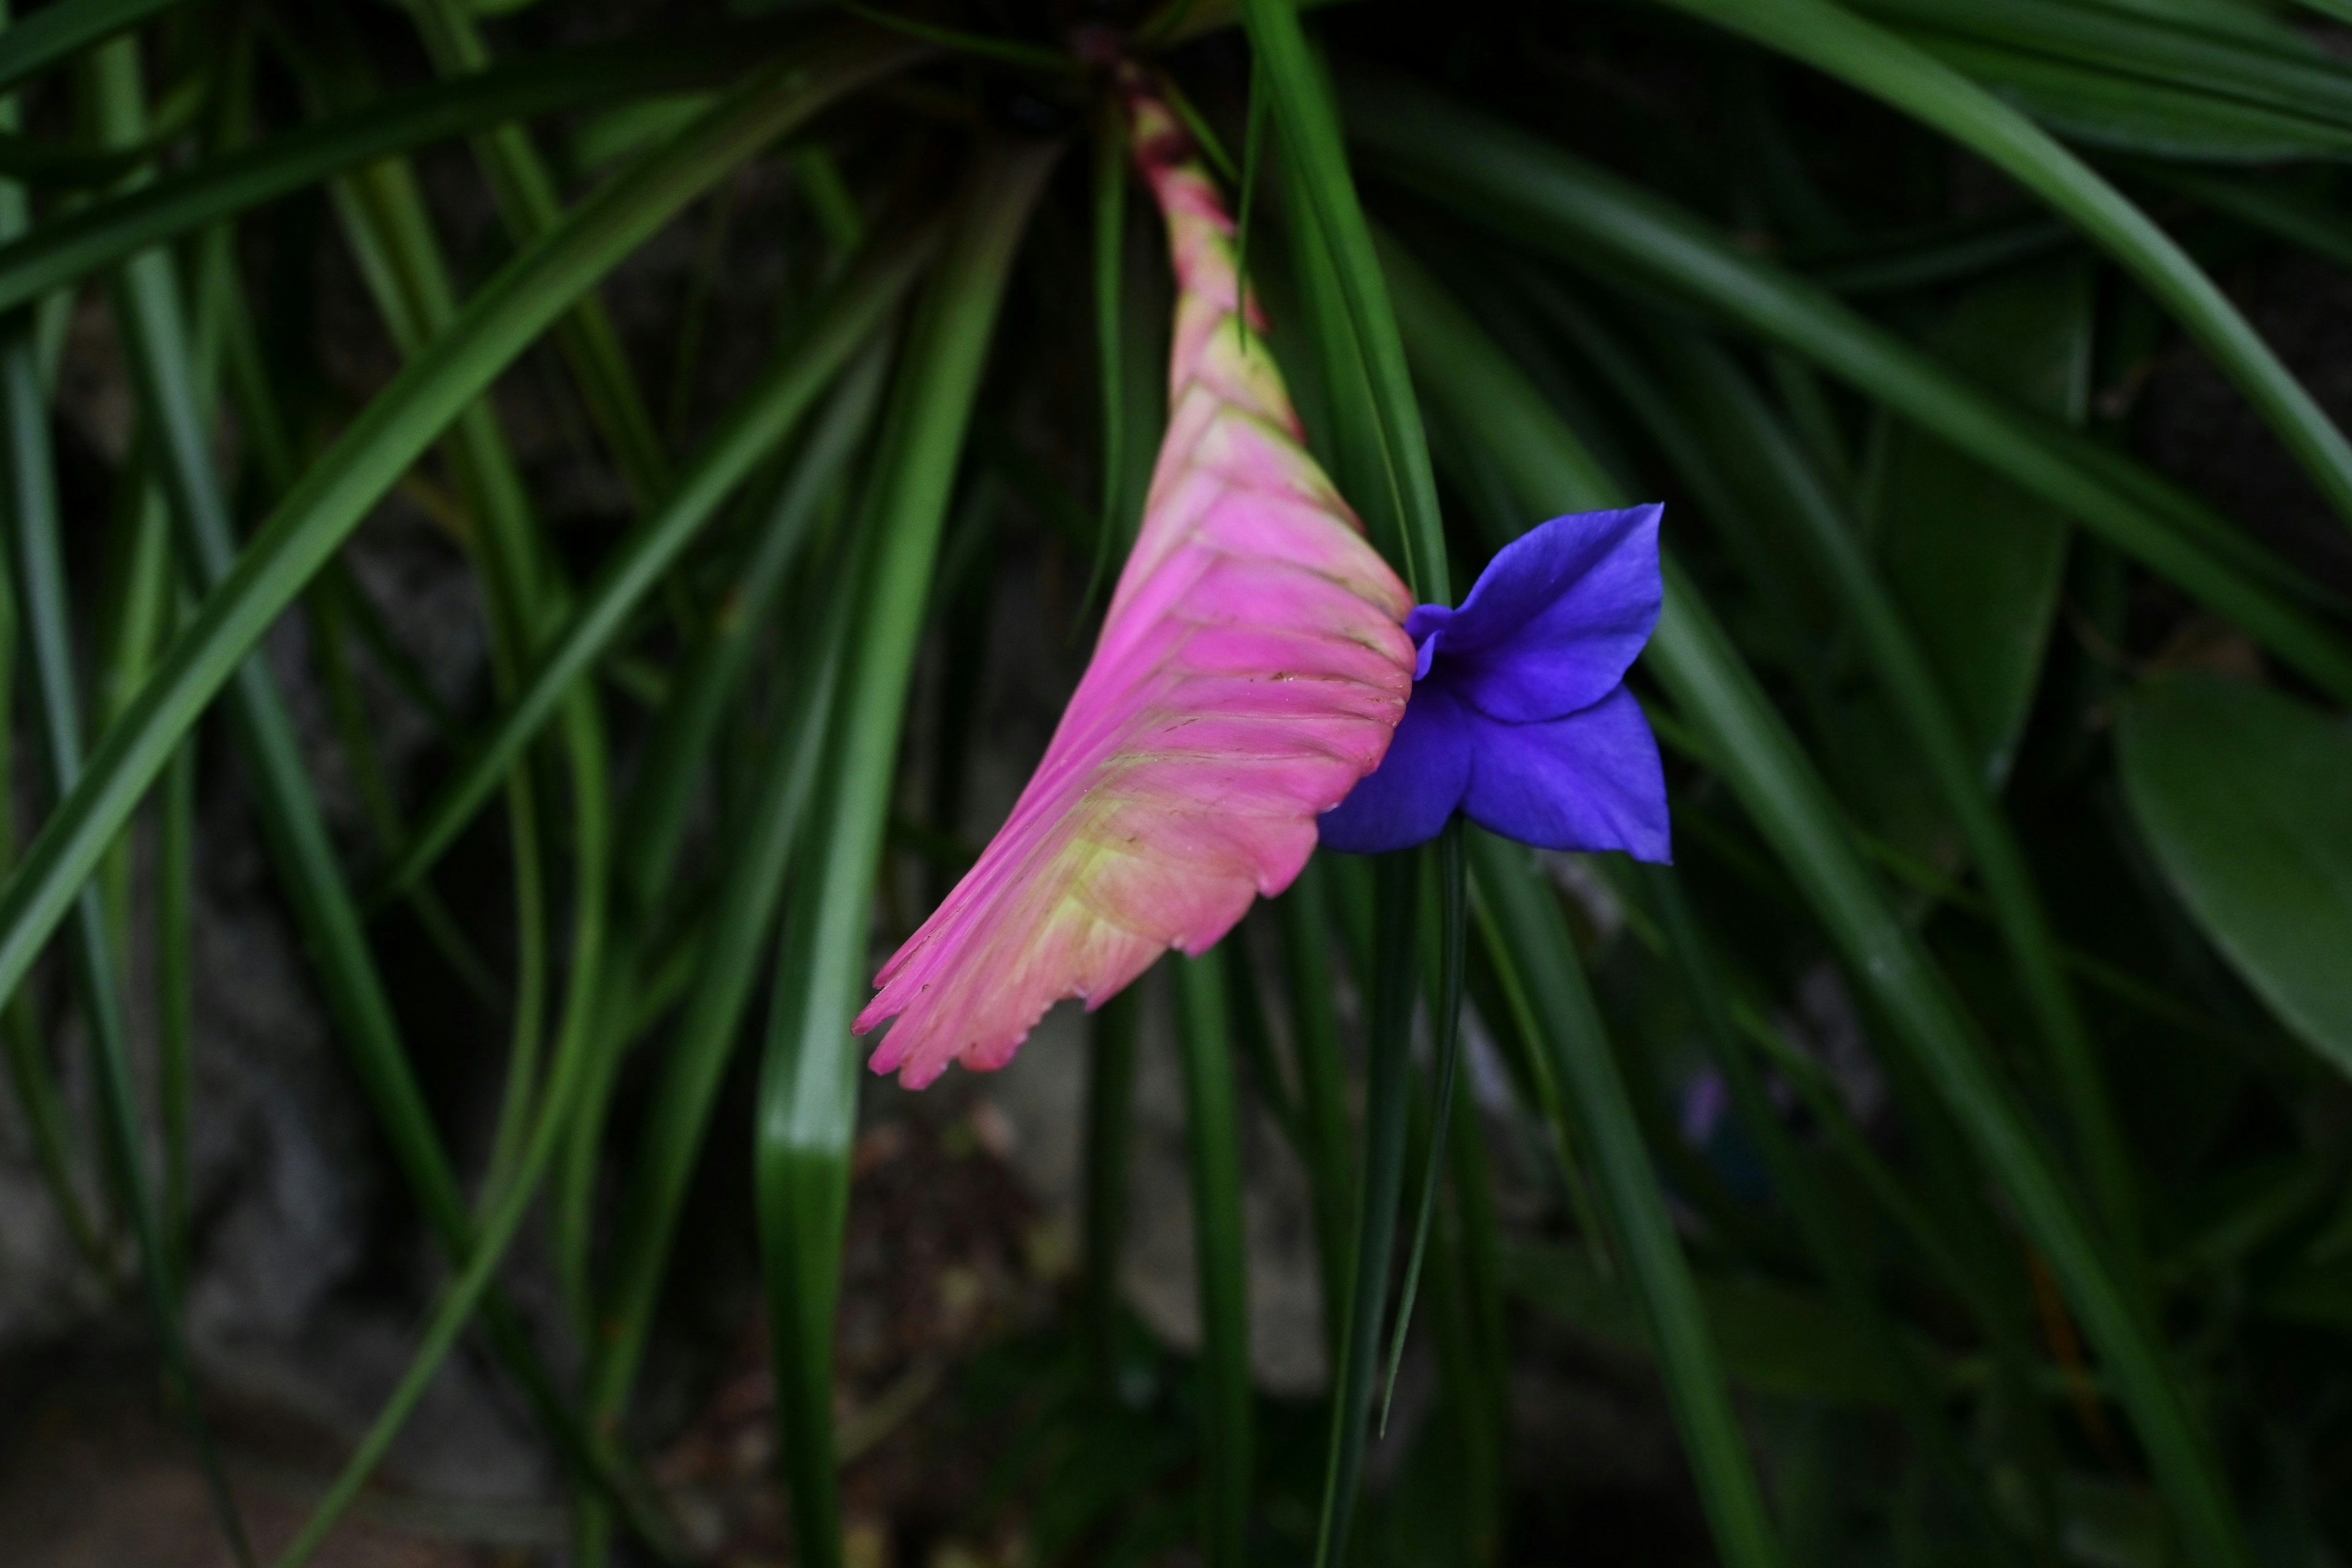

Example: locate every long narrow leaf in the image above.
[1174,951,1253,1568]
[1469,828,1785,1568]
[1651,326,2142,1280]
[1398,273,2253,1568]
[585,561,853,1432]
[268,742,612,1568]
[1347,72,2352,709]
[0,29,918,1026]
[617,345,891,912]
[754,140,1054,1568]
[6,33,246,1559]
[92,33,665,1544]
[0,20,821,317]
[373,230,930,903]
[1239,0,1446,600]
[0,0,184,95]
[1310,848,1416,1568]
[1655,0,2352,538]
[408,0,672,506]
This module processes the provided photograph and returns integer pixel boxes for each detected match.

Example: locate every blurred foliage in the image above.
[0,0,2349,1564]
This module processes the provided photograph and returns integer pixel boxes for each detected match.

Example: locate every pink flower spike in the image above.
[853,74,1417,1088]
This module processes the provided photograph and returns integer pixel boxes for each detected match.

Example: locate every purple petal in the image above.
[1317,684,1472,854]
[1404,603,1450,679]
[1461,685,1670,861]
[1438,505,1664,723]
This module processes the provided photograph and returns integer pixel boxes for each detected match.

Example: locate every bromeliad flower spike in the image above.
[1318,505,1672,862]
[853,77,1420,1087]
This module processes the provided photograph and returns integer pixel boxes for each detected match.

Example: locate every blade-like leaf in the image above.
[1378,817,1463,1427]
[1645,325,2142,1284]
[267,747,612,1568]
[94,36,670,1546]
[1174,951,1253,1568]
[1655,0,2352,538]
[1346,72,2352,709]
[0,19,824,317]
[1877,262,2087,788]
[617,344,891,913]
[586,560,850,1429]
[1468,829,1785,1568]
[2118,674,2352,1076]
[1398,268,2252,1567]
[756,139,1055,1568]
[6,36,247,1559]
[0,30,918,1027]
[407,0,671,507]
[371,229,930,903]
[1091,94,1130,605]
[1310,848,1419,1568]
[1240,0,1447,600]
[0,0,184,95]
[1275,861,1355,1362]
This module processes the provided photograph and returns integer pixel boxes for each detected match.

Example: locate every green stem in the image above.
[1310,848,1418,1568]
[1175,950,1253,1568]
[1084,988,1143,1393]
[753,140,1055,1568]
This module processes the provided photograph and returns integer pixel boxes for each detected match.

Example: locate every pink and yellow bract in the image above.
[854,75,1416,1087]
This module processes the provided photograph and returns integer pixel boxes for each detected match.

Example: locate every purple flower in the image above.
[1317,505,1672,861]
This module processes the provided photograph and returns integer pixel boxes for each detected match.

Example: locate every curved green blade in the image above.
[2119,675,2352,1077]
[1395,262,2252,1568]
[1654,0,2352,538]
[0,29,918,1027]
[754,139,1054,1568]
[0,18,829,317]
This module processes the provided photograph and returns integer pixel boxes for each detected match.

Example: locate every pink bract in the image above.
[853,76,1416,1087]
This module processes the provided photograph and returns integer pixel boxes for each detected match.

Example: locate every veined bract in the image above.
[855,75,1417,1087]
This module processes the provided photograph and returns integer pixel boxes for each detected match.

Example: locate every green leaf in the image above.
[1240,0,1446,602]
[1796,210,2074,296]
[1090,96,1129,606]
[1640,322,2140,1272]
[1853,0,2351,124]
[586,545,854,1438]
[1310,848,1420,1568]
[1653,0,2352,540]
[1504,1239,1913,1406]
[0,0,185,96]
[0,19,824,317]
[1877,260,2087,789]
[1083,989,1144,1390]
[616,343,890,913]
[1468,831,1785,1568]
[266,723,612,1568]
[1394,240,2253,1568]
[1638,867,2019,1553]
[370,228,930,904]
[406,0,673,508]
[2118,674,2352,1076]
[1379,818,1464,1429]
[1174,951,1253,1568]
[1275,864,1357,1366]
[95,36,664,1548]
[1344,69,2352,710]
[0,29,918,1035]
[1917,36,2352,160]
[4,39,247,1559]
[1843,0,2352,160]
[754,140,1054,1568]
